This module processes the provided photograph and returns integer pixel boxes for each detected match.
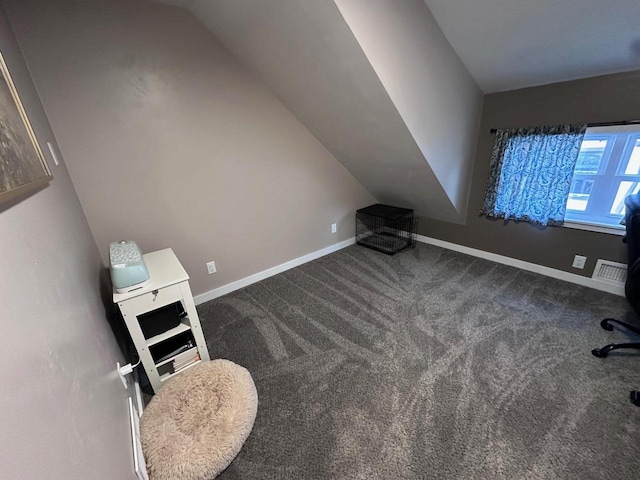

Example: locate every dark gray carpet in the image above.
[196,243,640,479]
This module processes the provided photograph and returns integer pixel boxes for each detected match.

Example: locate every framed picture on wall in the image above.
[0,50,51,203]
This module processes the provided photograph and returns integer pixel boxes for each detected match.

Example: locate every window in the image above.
[565,125,640,229]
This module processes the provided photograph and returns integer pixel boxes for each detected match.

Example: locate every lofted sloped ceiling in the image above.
[335,0,483,221]
[159,0,483,222]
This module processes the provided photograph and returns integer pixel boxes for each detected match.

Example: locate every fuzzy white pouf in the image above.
[140,359,258,480]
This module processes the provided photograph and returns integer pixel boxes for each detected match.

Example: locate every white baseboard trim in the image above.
[193,234,623,303]
[129,371,148,480]
[416,234,624,297]
[194,237,356,305]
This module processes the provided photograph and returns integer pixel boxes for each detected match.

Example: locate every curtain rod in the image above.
[489,120,640,134]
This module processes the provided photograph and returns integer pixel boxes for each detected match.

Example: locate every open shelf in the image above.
[154,346,198,368]
[145,319,191,347]
[159,359,202,382]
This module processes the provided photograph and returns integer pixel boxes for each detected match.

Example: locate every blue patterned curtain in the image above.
[481,124,587,226]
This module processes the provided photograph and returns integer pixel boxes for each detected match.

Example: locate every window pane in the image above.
[610,181,640,215]
[566,179,594,212]
[574,139,607,174]
[623,138,640,174]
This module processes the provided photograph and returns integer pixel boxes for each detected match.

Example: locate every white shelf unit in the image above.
[114,248,210,392]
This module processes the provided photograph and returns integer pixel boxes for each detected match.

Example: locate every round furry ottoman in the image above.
[140,359,258,480]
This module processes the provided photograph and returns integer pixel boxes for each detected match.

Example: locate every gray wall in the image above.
[183,0,459,222]
[0,3,136,479]
[8,0,374,297]
[335,0,483,218]
[420,70,640,277]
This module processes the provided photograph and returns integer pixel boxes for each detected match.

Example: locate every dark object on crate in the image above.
[356,204,417,255]
[138,301,186,339]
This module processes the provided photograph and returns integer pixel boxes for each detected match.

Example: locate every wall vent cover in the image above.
[592,259,627,285]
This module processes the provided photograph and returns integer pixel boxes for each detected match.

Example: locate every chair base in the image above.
[591,343,640,358]
[592,317,640,358]
[593,317,640,406]
[599,318,640,335]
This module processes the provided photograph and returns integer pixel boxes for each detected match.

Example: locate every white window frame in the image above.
[562,219,624,236]
[564,125,640,234]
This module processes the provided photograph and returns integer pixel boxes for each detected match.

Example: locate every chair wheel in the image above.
[592,348,608,358]
[600,319,615,331]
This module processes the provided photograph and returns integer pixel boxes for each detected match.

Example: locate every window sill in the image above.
[562,220,625,236]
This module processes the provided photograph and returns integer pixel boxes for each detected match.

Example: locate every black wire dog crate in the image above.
[356,204,417,255]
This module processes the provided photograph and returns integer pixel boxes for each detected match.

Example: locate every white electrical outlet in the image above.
[572,255,587,269]
[116,362,128,389]
[331,223,337,233]
[206,261,217,274]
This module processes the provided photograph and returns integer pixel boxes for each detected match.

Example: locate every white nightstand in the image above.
[114,248,210,392]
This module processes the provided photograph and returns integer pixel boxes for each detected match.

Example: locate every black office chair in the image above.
[591,194,640,405]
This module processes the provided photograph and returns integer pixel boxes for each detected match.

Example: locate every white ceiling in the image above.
[423,0,640,93]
